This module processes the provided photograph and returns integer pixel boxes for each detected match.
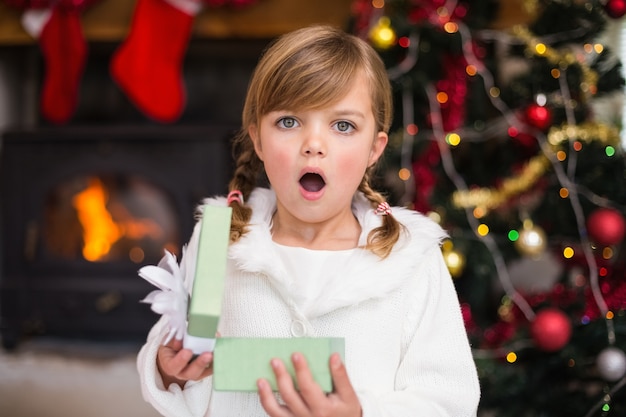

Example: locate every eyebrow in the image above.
[332,110,366,119]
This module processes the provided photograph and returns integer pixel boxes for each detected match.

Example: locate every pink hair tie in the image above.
[227,190,244,205]
[375,202,392,216]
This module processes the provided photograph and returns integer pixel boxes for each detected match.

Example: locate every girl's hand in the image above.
[156,337,214,389]
[257,352,362,417]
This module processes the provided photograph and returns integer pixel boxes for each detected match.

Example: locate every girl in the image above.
[137,25,480,417]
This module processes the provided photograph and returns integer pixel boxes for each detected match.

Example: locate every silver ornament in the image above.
[597,347,626,382]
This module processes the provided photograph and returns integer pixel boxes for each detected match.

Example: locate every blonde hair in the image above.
[227,25,402,258]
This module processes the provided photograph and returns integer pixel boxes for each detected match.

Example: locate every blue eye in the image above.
[277,117,298,129]
[335,121,355,133]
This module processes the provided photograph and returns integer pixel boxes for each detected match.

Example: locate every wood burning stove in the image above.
[0,125,235,349]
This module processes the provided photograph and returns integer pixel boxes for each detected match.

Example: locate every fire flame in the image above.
[72,177,163,262]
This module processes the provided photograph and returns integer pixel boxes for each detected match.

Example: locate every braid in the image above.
[227,131,263,243]
[359,169,403,259]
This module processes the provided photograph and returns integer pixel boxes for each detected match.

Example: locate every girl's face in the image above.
[249,72,388,232]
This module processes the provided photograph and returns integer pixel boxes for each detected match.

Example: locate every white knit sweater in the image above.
[137,188,480,417]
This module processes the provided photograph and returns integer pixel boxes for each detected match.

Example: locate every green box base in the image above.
[187,205,231,338]
[213,337,345,392]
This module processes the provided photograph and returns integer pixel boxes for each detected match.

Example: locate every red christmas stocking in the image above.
[22,6,87,124]
[110,0,202,123]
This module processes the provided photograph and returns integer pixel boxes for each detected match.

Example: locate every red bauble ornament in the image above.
[524,103,552,131]
[587,208,626,246]
[530,308,572,352]
[605,0,626,19]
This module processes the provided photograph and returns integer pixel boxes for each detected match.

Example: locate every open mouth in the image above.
[299,172,326,192]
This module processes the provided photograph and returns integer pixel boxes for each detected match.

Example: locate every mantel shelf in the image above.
[0,0,530,45]
[0,0,354,45]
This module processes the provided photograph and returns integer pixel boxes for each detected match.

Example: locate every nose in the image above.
[301,126,326,156]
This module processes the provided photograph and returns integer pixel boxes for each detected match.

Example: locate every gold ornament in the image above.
[442,241,466,278]
[515,220,547,257]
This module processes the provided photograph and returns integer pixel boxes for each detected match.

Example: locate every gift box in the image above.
[181,205,346,391]
[213,337,345,392]
[183,205,232,354]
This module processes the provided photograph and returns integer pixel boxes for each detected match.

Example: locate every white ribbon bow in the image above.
[138,250,188,344]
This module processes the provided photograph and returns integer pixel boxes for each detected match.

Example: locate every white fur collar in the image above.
[201,188,447,318]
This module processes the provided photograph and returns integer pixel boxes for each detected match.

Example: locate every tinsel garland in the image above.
[512,24,599,98]
[451,154,550,211]
[451,122,620,210]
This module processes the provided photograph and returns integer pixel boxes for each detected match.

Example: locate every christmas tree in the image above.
[351,0,626,415]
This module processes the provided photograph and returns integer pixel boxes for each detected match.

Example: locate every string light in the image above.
[398,36,410,48]
[444,22,458,34]
[398,168,411,181]
[473,207,486,219]
[506,352,518,363]
[446,132,461,146]
[606,146,616,157]
[535,42,547,55]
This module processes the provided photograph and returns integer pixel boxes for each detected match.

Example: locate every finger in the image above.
[271,358,309,416]
[257,378,290,417]
[328,353,358,402]
[180,351,214,380]
[291,353,326,407]
[158,338,186,365]
[159,346,194,375]
[157,345,193,387]
[165,336,184,351]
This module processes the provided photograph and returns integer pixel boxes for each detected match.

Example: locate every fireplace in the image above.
[0,32,273,350]
[0,125,235,349]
